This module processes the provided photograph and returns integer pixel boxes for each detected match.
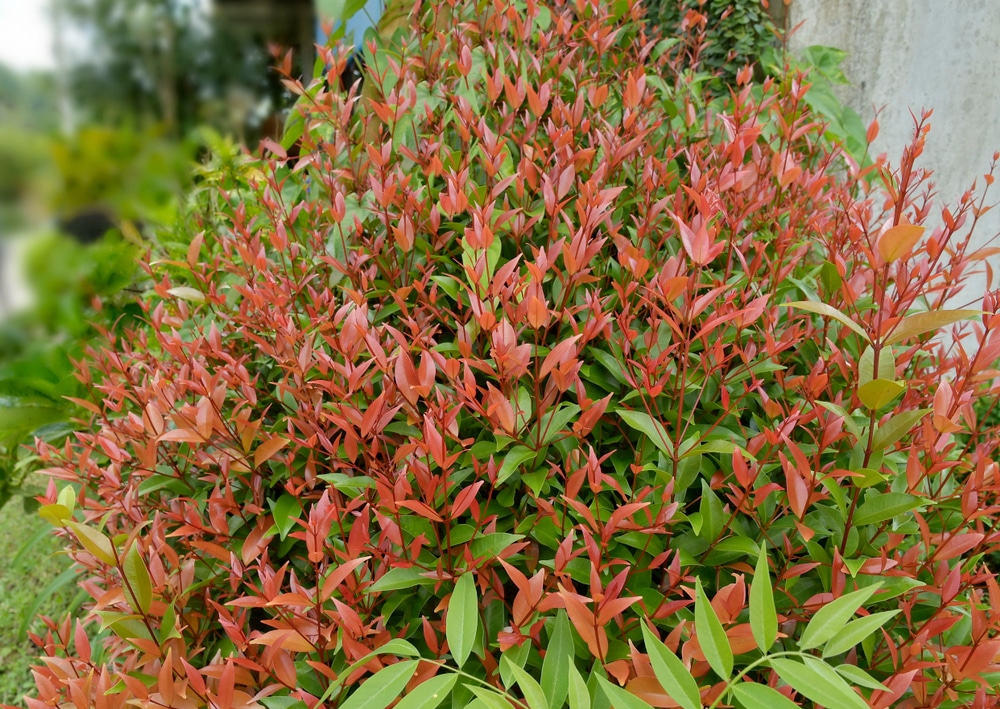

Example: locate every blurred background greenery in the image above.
[0,2,321,702]
[0,0,333,506]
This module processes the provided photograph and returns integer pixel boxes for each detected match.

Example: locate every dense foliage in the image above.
[646,0,775,92]
[17,1,1000,708]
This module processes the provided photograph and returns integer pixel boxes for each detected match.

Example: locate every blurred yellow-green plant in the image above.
[48,124,195,226]
[0,120,198,509]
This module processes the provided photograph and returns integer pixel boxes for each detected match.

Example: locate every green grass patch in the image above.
[0,484,79,706]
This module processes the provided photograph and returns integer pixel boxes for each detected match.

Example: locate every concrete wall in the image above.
[787,0,1000,302]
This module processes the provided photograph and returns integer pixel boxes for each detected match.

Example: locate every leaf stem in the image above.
[706,650,807,709]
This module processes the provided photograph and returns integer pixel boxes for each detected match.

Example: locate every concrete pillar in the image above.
[786,0,1000,302]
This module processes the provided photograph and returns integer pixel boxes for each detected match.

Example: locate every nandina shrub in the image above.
[18,1,1000,708]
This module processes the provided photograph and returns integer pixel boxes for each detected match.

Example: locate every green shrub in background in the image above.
[776,44,870,163]
[644,1,870,165]
[646,0,775,90]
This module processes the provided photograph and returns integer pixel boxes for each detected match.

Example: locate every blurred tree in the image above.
[0,67,57,234]
[0,65,59,132]
[51,0,287,139]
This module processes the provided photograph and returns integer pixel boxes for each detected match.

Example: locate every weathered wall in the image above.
[787,0,1000,301]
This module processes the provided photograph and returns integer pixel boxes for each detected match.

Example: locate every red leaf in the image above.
[877,223,925,263]
[321,557,370,602]
[559,587,606,659]
[241,519,274,565]
[598,595,642,625]
[626,676,683,708]
[450,481,484,520]
[540,335,581,380]
[780,452,809,519]
[933,532,984,561]
[159,428,206,443]
[181,657,208,696]
[272,648,299,686]
[65,396,102,416]
[397,500,445,522]
[948,640,1000,680]
[254,436,289,467]
[249,629,315,653]
[216,661,236,709]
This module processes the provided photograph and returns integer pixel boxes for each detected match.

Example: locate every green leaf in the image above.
[535,403,581,445]
[57,485,75,514]
[394,674,459,709]
[504,656,549,709]
[769,657,868,709]
[850,467,887,489]
[872,409,930,451]
[318,473,376,494]
[617,410,674,456]
[731,681,799,709]
[884,309,980,345]
[137,474,189,496]
[159,602,181,644]
[66,520,117,566]
[698,481,723,541]
[339,660,419,709]
[592,349,629,385]
[853,492,926,527]
[854,574,922,599]
[568,663,591,709]
[596,675,656,709]
[368,567,437,592]
[261,697,308,709]
[798,584,880,650]
[0,403,66,434]
[834,664,890,691]
[496,446,537,486]
[749,549,777,652]
[430,275,461,301]
[38,503,72,526]
[857,379,904,410]
[468,686,516,709]
[122,544,152,614]
[681,439,756,461]
[447,573,479,668]
[858,347,895,386]
[695,578,733,679]
[469,533,524,560]
[780,301,869,342]
[104,614,153,642]
[269,493,303,541]
[640,624,701,709]
[822,610,899,657]
[541,613,573,709]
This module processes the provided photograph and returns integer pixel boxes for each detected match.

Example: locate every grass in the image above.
[0,482,80,707]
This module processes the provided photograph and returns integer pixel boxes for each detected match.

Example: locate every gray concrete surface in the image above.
[787,0,1000,306]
